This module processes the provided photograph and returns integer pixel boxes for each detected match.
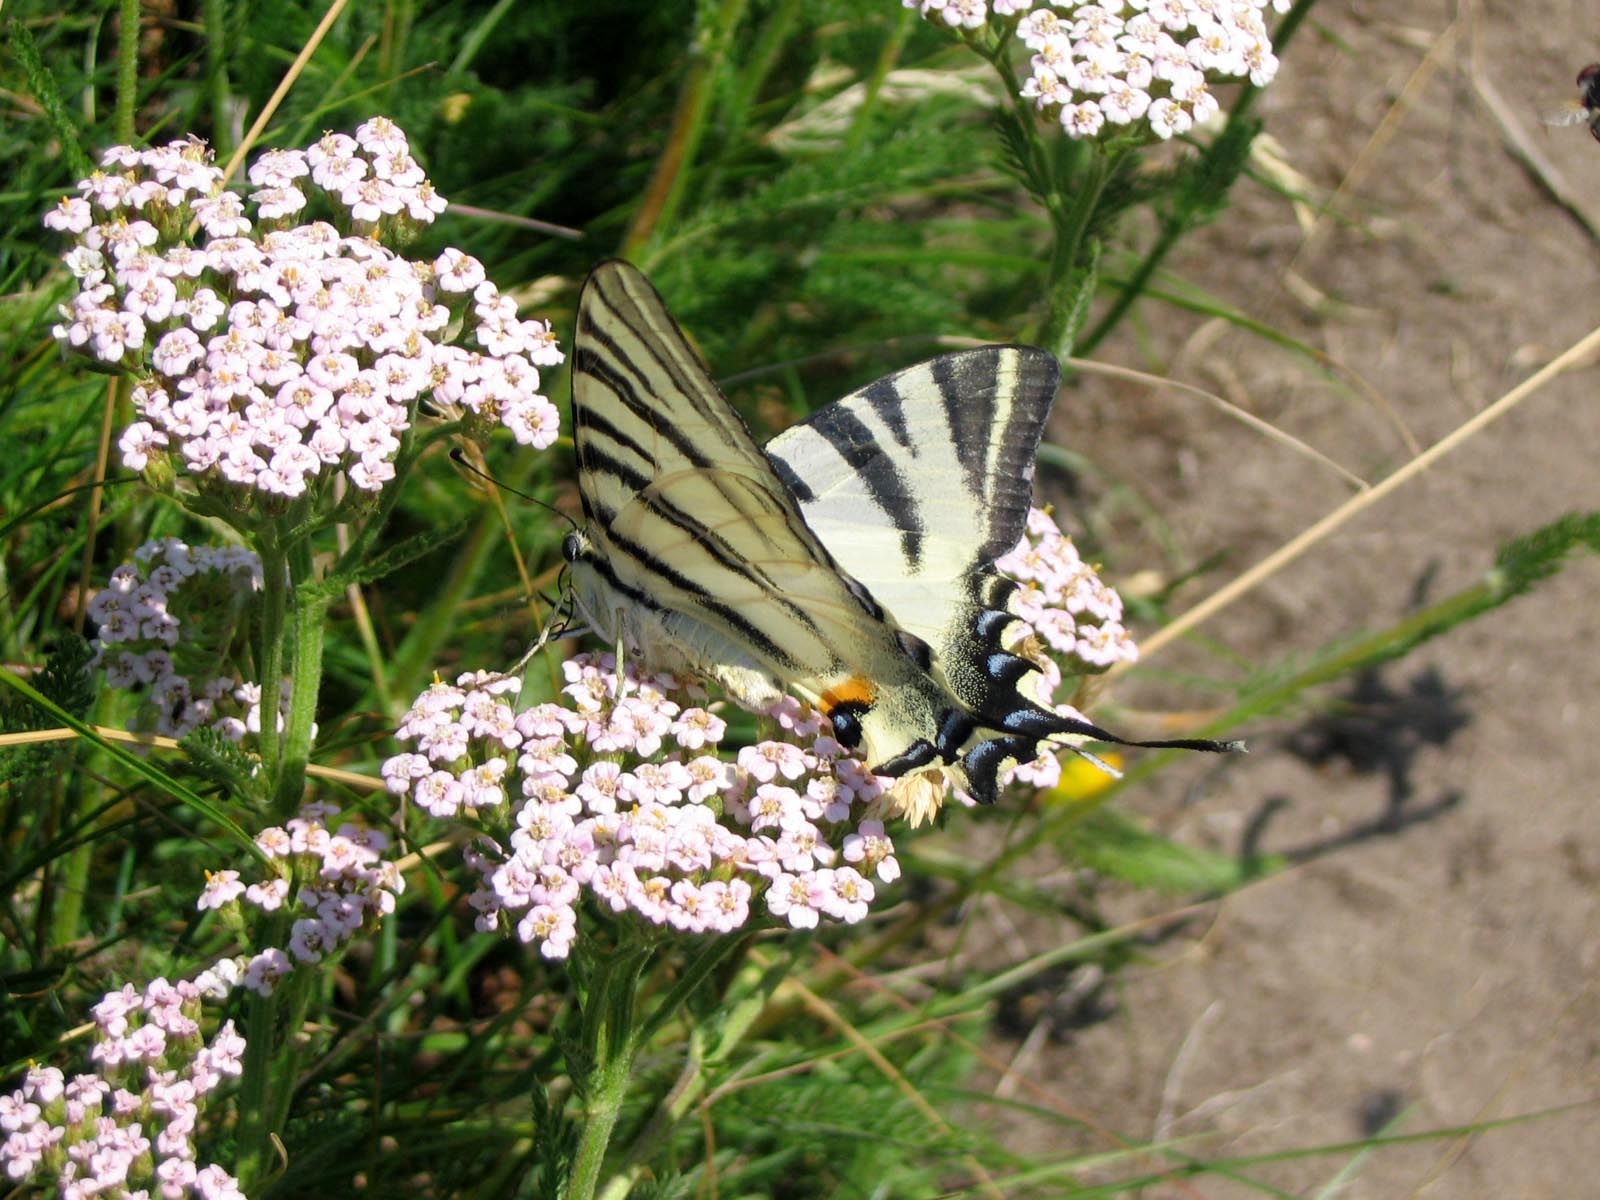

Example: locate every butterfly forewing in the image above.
[568,263,938,719]
[572,264,778,530]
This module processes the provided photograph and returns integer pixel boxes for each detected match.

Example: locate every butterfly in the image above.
[560,261,1238,824]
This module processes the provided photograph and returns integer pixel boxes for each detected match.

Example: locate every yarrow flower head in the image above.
[87,537,286,741]
[995,505,1138,672]
[905,0,1288,140]
[382,658,906,956]
[44,119,564,510]
[0,972,245,1197]
[195,802,404,995]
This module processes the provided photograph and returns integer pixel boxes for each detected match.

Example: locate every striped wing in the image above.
[568,262,947,761]
[765,346,1059,655]
[565,261,1238,819]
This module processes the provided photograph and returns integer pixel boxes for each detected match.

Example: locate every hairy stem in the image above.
[567,946,650,1200]
[114,0,139,144]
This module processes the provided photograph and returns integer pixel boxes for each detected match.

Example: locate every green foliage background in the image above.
[3,1,1593,1196]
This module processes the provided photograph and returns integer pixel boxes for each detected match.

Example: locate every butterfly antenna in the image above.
[448,447,578,532]
[1045,719,1246,760]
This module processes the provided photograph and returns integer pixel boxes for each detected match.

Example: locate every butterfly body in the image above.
[565,262,1236,822]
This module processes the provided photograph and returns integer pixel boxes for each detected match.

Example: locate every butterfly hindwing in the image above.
[765,346,1058,652]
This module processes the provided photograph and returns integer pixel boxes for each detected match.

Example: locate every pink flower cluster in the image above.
[196,801,404,995]
[87,537,287,741]
[997,506,1139,672]
[381,660,903,958]
[906,0,1286,140]
[0,974,245,1198]
[971,506,1138,792]
[44,118,563,503]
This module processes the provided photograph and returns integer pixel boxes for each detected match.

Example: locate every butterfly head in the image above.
[561,529,591,564]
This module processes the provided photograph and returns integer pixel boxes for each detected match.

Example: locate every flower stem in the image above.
[233,976,280,1187]
[254,535,288,781]
[1037,145,1113,359]
[114,0,139,145]
[567,945,650,1200]
[272,538,327,818]
[202,0,233,154]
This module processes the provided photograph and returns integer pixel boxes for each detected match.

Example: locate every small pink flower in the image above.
[196,870,246,911]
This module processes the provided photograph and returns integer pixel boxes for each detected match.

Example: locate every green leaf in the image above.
[0,664,265,862]
[316,519,471,598]
[1061,808,1275,894]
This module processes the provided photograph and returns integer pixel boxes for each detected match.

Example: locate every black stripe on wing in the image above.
[933,351,997,503]
[597,523,801,670]
[574,337,723,475]
[941,348,1059,563]
[771,402,927,568]
[580,265,763,460]
[769,346,1061,576]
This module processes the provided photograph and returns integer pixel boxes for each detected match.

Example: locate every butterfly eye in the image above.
[561,531,583,563]
[827,700,870,750]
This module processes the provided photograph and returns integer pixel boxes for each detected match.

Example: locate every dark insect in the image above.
[1542,63,1600,142]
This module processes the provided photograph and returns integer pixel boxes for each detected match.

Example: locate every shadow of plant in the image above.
[1244,664,1473,865]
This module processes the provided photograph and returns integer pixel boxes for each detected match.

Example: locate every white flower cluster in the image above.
[997,506,1139,671]
[0,974,245,1198]
[196,801,405,995]
[381,660,903,958]
[906,0,1286,140]
[44,118,563,502]
[88,537,286,741]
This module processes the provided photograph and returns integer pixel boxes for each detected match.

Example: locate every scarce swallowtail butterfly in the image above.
[561,261,1239,825]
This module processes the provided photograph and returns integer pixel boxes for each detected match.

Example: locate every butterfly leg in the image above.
[611,609,631,702]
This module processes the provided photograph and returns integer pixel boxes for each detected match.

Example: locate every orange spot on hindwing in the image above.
[819,676,877,751]
[819,676,877,715]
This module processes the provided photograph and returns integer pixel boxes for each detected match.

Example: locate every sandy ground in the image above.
[969,2,1600,1194]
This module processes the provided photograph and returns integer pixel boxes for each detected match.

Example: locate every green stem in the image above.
[723,0,800,144]
[234,975,280,1187]
[254,535,288,781]
[603,940,792,1198]
[983,40,1114,358]
[1036,147,1112,359]
[113,0,139,144]
[844,6,915,156]
[567,946,650,1200]
[1075,210,1181,357]
[387,500,498,702]
[618,0,748,262]
[1076,0,1322,357]
[273,538,328,818]
[202,0,232,154]
[231,946,318,1189]
[45,689,119,947]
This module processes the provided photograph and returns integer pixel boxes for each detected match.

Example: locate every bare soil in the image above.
[962,3,1600,1194]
